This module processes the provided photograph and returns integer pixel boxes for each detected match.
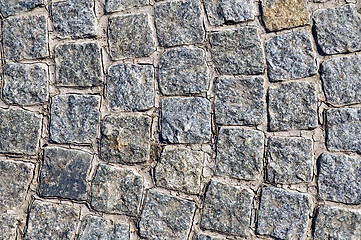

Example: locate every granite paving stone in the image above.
[105,0,148,12]
[194,234,223,240]
[0,0,43,17]
[0,213,18,240]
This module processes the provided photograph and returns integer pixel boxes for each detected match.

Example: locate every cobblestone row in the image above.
[0,0,360,239]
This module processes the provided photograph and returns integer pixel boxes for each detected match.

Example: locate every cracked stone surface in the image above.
[0,0,43,17]
[105,0,148,12]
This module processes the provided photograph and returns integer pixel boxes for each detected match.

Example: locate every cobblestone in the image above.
[105,0,148,12]
[0,213,17,240]
[194,234,222,240]
[0,0,43,17]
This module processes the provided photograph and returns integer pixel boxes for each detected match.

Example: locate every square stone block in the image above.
[0,0,43,17]
[105,0,148,12]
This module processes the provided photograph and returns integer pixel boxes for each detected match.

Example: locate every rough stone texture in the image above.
[91,164,143,216]
[321,55,361,106]
[107,64,154,111]
[215,127,264,180]
[210,27,264,75]
[108,13,155,60]
[266,136,313,184]
[50,94,100,144]
[2,63,49,105]
[0,108,42,155]
[268,82,318,131]
[265,31,317,81]
[201,180,253,237]
[78,215,129,240]
[100,115,151,164]
[55,42,103,87]
[51,0,97,38]
[257,187,311,240]
[0,213,17,240]
[105,0,148,12]
[318,153,361,205]
[314,205,361,240]
[39,147,92,201]
[203,0,254,25]
[0,0,43,17]
[314,4,361,55]
[139,190,196,240]
[0,160,34,210]
[215,76,264,125]
[194,234,222,240]
[24,201,80,240]
[154,0,205,47]
[2,15,48,61]
[155,146,203,194]
[261,0,310,31]
[326,108,361,153]
[161,97,212,143]
[159,47,209,95]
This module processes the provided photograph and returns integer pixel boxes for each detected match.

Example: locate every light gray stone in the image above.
[194,234,222,240]
[159,47,209,95]
[257,187,311,240]
[0,108,42,155]
[266,31,317,81]
[2,63,48,105]
[0,213,17,240]
[105,0,148,12]
[321,55,361,106]
[154,0,205,47]
[210,27,264,75]
[314,4,361,55]
[139,190,196,240]
[50,94,100,144]
[268,82,318,131]
[39,147,92,201]
[108,13,155,59]
[215,76,264,125]
[2,15,48,61]
[100,115,151,164]
[91,164,143,216]
[326,108,361,153]
[51,0,97,38]
[200,180,253,237]
[215,127,264,180]
[107,64,154,111]
[161,97,212,143]
[0,0,43,17]
[155,146,203,194]
[267,136,313,184]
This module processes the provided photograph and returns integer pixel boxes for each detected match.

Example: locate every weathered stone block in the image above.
[0,0,43,17]
[0,213,17,240]
[105,0,148,12]
[194,234,222,240]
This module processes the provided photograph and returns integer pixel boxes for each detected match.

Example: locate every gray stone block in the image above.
[105,0,148,12]
[194,234,222,240]
[215,127,264,180]
[2,63,48,105]
[107,64,154,111]
[91,164,143,216]
[0,213,17,240]
[139,190,195,240]
[159,47,209,95]
[257,187,311,240]
[0,0,43,17]
[215,76,264,125]
[161,97,212,143]
[210,27,264,75]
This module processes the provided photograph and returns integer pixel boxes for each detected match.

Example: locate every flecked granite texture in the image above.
[0,0,360,239]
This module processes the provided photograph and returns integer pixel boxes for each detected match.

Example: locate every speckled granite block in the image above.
[105,0,148,12]
[0,0,43,17]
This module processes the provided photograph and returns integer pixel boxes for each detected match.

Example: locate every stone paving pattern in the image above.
[0,0,360,239]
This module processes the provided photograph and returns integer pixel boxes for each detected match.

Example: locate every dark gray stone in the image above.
[2,15,48,61]
[51,0,97,38]
[210,27,264,75]
[161,97,212,143]
[139,190,196,240]
[100,115,151,164]
[91,164,143,216]
[105,0,148,12]
[39,147,92,201]
[154,0,205,47]
[108,13,155,59]
[194,234,222,240]
[266,31,317,81]
[155,146,203,194]
[314,4,361,55]
[267,136,313,184]
[0,108,42,155]
[50,94,100,144]
[321,55,361,106]
[257,187,311,240]
[200,180,253,237]
[215,76,264,125]
[159,47,209,95]
[0,0,43,17]
[2,63,48,105]
[326,108,361,153]
[268,82,318,131]
[107,64,154,111]
[0,213,17,240]
[215,127,264,180]
[55,42,103,87]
